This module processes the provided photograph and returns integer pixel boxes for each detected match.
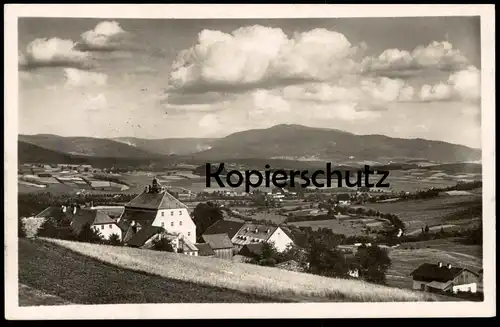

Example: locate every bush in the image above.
[18,216,27,238]
[107,233,121,246]
[354,245,392,285]
[152,237,175,252]
[77,223,104,244]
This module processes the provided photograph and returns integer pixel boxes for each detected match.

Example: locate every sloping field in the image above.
[387,243,482,289]
[35,238,446,302]
[19,238,279,306]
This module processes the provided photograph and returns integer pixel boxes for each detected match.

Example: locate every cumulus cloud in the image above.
[19,38,94,70]
[77,21,131,52]
[362,41,469,77]
[168,26,362,93]
[281,76,415,107]
[63,68,108,87]
[77,93,107,112]
[419,66,480,102]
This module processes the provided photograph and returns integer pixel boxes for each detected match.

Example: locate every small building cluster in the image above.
[410,262,481,294]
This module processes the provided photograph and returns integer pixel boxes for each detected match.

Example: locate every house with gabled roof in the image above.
[119,178,197,246]
[70,208,123,241]
[202,220,295,253]
[410,262,480,294]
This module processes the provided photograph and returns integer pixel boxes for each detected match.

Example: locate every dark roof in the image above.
[410,263,477,283]
[126,226,164,247]
[203,220,245,239]
[120,208,157,225]
[195,243,216,256]
[70,209,115,235]
[125,189,187,210]
[35,206,74,222]
[202,233,234,250]
[239,243,264,257]
[92,206,124,218]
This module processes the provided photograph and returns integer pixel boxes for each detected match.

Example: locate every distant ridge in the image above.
[18,124,481,164]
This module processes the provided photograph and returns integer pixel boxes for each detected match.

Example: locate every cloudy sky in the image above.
[18,16,481,148]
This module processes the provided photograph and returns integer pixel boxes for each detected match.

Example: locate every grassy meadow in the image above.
[21,238,451,304]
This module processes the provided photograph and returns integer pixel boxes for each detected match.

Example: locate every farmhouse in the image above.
[202,220,295,253]
[201,233,234,260]
[410,262,480,294]
[119,178,197,246]
[71,208,123,241]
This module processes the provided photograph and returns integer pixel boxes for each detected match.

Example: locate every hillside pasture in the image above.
[40,238,444,302]
[386,240,482,289]
[354,195,482,235]
[287,218,365,236]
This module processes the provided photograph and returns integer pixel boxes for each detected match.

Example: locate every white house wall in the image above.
[153,208,197,244]
[453,283,477,294]
[92,223,122,241]
[267,227,294,252]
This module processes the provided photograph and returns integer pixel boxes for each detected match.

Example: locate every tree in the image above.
[77,223,103,243]
[306,237,349,278]
[249,242,280,267]
[107,233,121,246]
[354,245,392,285]
[192,202,224,239]
[152,237,175,252]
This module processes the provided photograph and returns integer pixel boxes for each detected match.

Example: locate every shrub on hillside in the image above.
[152,237,175,252]
[77,223,104,244]
[107,233,121,246]
[18,216,27,238]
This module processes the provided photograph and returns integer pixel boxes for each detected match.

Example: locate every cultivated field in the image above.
[29,238,447,303]
[353,195,482,235]
[288,219,365,236]
[386,240,482,289]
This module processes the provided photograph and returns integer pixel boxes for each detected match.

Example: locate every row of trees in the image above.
[246,237,392,285]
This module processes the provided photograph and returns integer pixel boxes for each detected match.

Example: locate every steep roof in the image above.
[232,223,277,246]
[203,220,245,239]
[35,206,74,222]
[195,243,216,256]
[125,189,187,210]
[70,209,115,235]
[202,233,234,250]
[410,263,476,283]
[126,226,164,247]
[180,237,198,252]
[92,206,124,218]
[120,208,157,226]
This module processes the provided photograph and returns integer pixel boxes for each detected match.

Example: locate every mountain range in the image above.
[18,124,481,166]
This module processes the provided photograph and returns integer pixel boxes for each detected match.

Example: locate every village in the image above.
[20,167,484,300]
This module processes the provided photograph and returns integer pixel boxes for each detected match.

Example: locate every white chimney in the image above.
[447,263,452,269]
[73,206,77,215]
[61,205,67,213]
[438,262,443,268]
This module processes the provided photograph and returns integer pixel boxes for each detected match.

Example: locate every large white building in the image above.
[120,178,197,245]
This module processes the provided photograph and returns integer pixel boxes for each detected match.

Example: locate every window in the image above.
[161,212,164,217]
[188,232,191,236]
[161,222,165,228]
[109,225,113,229]
[101,225,105,230]
[179,211,182,215]
[171,222,174,227]
[171,211,174,216]
[179,221,183,226]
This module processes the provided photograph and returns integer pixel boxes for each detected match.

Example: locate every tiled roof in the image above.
[202,233,234,250]
[35,206,74,222]
[92,206,124,218]
[70,209,114,235]
[120,208,157,226]
[126,226,164,247]
[410,263,475,283]
[232,223,277,246]
[195,243,216,256]
[125,189,187,210]
[180,237,198,252]
[203,220,245,239]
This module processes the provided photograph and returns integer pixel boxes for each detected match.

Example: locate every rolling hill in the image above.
[18,124,481,165]
[19,134,161,159]
[112,137,217,156]
[19,237,446,304]
[189,124,481,162]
